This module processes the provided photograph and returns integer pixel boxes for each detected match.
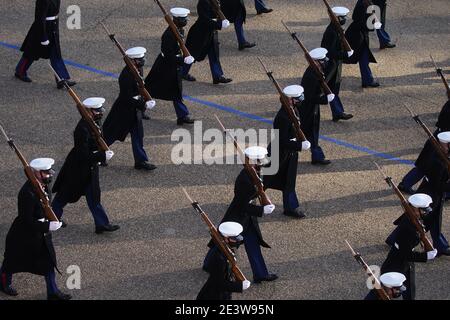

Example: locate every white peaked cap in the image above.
[219,222,243,237]
[408,193,433,208]
[125,47,147,59]
[171,7,190,18]
[83,97,106,109]
[30,158,55,171]
[332,6,350,17]
[309,47,328,60]
[380,272,406,288]
[283,85,304,98]
[437,131,450,143]
[244,146,268,160]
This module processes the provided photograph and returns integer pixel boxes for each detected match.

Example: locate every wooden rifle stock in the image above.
[0,124,59,222]
[281,21,333,97]
[154,0,191,58]
[374,163,434,252]
[257,57,307,142]
[430,55,450,100]
[214,115,272,206]
[100,22,153,102]
[322,0,352,52]
[209,0,226,21]
[345,240,390,300]
[182,187,246,282]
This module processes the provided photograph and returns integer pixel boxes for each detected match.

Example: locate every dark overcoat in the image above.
[220,0,246,23]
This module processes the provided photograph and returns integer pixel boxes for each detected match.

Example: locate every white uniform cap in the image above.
[171,7,190,18]
[380,272,406,288]
[218,222,243,237]
[437,131,450,143]
[309,47,328,60]
[125,47,147,59]
[283,85,304,98]
[83,97,106,109]
[244,146,268,160]
[332,6,350,17]
[408,193,433,208]
[30,158,55,171]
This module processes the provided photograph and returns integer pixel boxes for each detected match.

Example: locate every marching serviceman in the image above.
[264,85,311,219]
[183,0,233,84]
[220,0,256,51]
[104,47,157,170]
[345,0,380,88]
[197,222,251,300]
[373,0,396,49]
[204,147,278,284]
[299,48,333,165]
[15,0,75,88]
[381,194,438,300]
[321,6,354,122]
[0,158,71,300]
[51,97,120,234]
[145,8,196,126]
[364,272,407,300]
[254,0,273,14]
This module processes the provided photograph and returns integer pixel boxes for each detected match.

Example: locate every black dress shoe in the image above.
[332,113,354,122]
[177,116,195,125]
[380,43,396,50]
[14,73,32,83]
[47,291,72,300]
[283,207,306,219]
[57,79,77,89]
[238,41,256,51]
[134,162,157,171]
[95,224,120,234]
[362,81,380,88]
[256,8,273,14]
[397,183,415,195]
[254,273,278,284]
[213,76,232,84]
[182,74,196,82]
[437,248,450,257]
[0,283,18,296]
[311,159,331,165]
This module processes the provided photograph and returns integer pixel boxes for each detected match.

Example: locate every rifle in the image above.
[154,0,191,58]
[182,187,246,281]
[214,115,272,206]
[374,162,434,252]
[49,65,109,152]
[430,55,450,100]
[322,0,353,53]
[100,22,153,102]
[257,57,307,142]
[345,240,390,300]
[281,21,334,98]
[403,105,450,174]
[0,123,59,222]
[209,0,227,21]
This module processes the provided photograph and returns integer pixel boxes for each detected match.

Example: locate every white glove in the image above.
[327,94,335,102]
[242,280,251,291]
[105,150,114,161]
[263,204,275,215]
[301,140,311,151]
[427,249,438,261]
[146,100,156,110]
[49,221,62,232]
[221,19,230,29]
[41,40,50,46]
[184,56,195,65]
[347,50,354,57]
[374,21,382,30]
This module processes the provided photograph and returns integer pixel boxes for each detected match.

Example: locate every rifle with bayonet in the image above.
[49,65,109,152]
[214,115,272,206]
[281,20,334,99]
[0,123,59,222]
[257,57,307,142]
[209,0,227,21]
[322,0,353,53]
[100,22,153,102]
[154,0,191,58]
[430,55,450,100]
[345,240,390,300]
[403,104,450,174]
[182,187,246,281]
[374,162,434,252]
